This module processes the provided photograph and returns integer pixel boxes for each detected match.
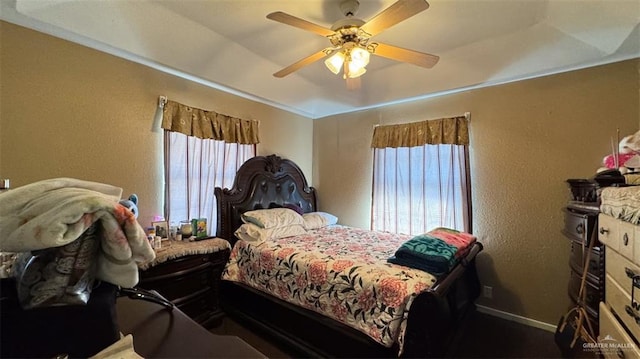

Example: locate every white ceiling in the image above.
[1,0,639,119]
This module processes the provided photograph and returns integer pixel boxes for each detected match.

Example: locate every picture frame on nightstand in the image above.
[152,221,169,239]
[193,218,207,238]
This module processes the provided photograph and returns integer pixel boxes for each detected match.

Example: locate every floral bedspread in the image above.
[222,225,439,348]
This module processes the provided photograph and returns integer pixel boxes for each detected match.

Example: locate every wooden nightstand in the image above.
[136,238,230,328]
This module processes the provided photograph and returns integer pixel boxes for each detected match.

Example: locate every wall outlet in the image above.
[483,285,493,299]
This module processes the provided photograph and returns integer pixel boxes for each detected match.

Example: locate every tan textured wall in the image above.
[0,21,313,227]
[3,19,640,326]
[313,59,640,325]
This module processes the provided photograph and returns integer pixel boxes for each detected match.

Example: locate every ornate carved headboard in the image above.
[214,155,317,246]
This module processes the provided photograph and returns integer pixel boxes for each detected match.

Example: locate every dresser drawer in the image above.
[599,214,619,251]
[618,221,636,263]
[599,302,640,359]
[606,248,640,295]
[569,269,602,319]
[606,273,640,341]
[600,214,640,265]
[570,240,604,284]
[564,209,597,244]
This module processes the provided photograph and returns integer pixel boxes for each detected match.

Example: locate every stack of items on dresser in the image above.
[557,129,640,357]
[565,129,640,226]
[596,129,640,185]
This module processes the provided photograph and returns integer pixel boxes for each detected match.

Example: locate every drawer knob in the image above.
[624,233,630,246]
[575,223,584,235]
[600,227,609,235]
[624,305,640,325]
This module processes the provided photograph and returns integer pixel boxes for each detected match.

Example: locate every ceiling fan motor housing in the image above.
[339,0,360,17]
[331,0,368,48]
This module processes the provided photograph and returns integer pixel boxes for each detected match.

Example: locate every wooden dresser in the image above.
[563,203,605,334]
[136,238,230,328]
[598,213,640,358]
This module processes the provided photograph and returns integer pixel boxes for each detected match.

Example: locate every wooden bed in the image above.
[215,154,483,358]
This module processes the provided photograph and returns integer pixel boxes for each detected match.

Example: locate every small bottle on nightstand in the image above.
[0,179,10,193]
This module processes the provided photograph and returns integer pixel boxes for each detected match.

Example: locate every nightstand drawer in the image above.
[143,267,213,302]
[137,244,231,328]
[140,254,215,280]
[179,291,217,319]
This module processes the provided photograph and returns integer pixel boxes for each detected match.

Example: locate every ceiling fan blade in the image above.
[372,42,439,68]
[273,50,330,78]
[267,11,335,37]
[360,0,429,37]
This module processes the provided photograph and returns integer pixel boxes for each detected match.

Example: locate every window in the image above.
[164,131,255,235]
[370,116,471,235]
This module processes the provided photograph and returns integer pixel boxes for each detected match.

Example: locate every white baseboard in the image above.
[476,305,557,333]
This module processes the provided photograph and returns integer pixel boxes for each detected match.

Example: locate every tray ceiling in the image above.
[1,0,638,119]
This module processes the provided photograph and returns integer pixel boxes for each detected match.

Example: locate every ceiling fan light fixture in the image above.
[346,61,366,78]
[350,47,370,67]
[268,0,439,82]
[324,52,346,75]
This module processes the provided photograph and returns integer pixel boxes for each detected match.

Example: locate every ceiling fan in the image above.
[267,0,439,84]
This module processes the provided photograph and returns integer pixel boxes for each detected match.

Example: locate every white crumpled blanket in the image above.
[600,186,640,225]
[0,178,155,288]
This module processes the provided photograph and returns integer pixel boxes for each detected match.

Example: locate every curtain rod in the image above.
[158,95,168,109]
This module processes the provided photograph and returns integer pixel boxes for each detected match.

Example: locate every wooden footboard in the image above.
[220,242,483,358]
[401,241,483,357]
[221,281,397,358]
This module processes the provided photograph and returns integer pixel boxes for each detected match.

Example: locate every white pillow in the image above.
[241,208,304,229]
[302,212,339,230]
[234,223,307,244]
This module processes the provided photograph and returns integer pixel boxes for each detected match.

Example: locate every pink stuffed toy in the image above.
[604,152,636,169]
[600,130,640,172]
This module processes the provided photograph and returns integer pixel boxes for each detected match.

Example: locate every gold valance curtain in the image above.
[161,99,260,144]
[371,116,469,148]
